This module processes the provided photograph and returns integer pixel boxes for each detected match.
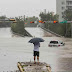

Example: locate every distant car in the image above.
[48,40,65,47]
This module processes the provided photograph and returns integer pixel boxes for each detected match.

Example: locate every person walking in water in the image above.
[33,42,40,64]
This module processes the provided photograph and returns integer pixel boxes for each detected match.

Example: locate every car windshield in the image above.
[50,41,58,44]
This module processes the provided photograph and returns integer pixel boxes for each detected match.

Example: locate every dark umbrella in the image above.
[28,37,44,43]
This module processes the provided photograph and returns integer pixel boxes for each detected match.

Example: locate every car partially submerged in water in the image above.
[48,40,65,47]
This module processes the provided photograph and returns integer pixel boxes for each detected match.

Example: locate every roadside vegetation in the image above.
[44,23,71,37]
[62,9,72,21]
[11,17,27,36]
[11,16,39,36]
[39,10,72,37]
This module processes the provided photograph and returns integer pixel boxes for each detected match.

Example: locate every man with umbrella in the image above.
[29,37,44,64]
[33,42,40,64]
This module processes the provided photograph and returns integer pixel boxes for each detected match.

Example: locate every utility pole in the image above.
[24,15,25,22]
[71,23,72,37]
[44,9,46,14]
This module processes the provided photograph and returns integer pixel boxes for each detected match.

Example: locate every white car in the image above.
[48,40,65,47]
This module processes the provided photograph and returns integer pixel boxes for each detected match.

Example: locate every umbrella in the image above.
[28,37,44,43]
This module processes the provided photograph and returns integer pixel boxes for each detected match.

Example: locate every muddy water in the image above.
[0,37,72,72]
[0,28,72,72]
[56,38,72,72]
[0,27,12,38]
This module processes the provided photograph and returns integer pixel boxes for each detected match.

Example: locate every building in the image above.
[56,0,72,22]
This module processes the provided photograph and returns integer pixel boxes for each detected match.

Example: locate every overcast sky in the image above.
[0,0,56,18]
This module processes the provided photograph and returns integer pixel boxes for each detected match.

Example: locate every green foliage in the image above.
[44,23,71,37]
[11,17,26,36]
[63,9,72,21]
[0,15,6,19]
[65,23,71,37]
[39,12,59,21]
[25,16,38,24]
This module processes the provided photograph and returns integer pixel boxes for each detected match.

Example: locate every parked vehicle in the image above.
[48,40,65,47]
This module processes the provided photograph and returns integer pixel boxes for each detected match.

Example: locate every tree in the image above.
[53,14,59,21]
[39,11,59,21]
[0,15,6,19]
[25,16,38,24]
[62,9,72,21]
[11,17,26,36]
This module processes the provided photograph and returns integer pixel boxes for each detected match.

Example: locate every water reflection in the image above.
[0,27,22,38]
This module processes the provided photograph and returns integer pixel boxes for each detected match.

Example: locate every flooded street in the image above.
[25,27,56,37]
[56,38,72,72]
[0,27,72,72]
[0,27,13,38]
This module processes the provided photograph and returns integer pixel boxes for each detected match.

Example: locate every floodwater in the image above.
[25,27,55,37]
[0,27,12,38]
[0,27,72,72]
